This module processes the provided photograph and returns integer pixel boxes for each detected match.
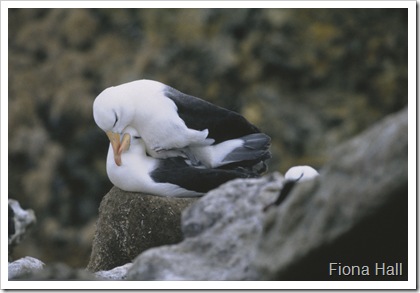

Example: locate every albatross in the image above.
[106,127,259,197]
[93,79,271,172]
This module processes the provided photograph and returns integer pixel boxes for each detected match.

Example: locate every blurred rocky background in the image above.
[8,8,407,268]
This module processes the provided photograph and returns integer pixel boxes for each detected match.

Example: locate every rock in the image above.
[8,256,45,280]
[253,106,408,280]
[95,263,133,280]
[8,199,36,260]
[11,262,96,280]
[127,173,284,280]
[87,187,197,272]
[10,259,129,281]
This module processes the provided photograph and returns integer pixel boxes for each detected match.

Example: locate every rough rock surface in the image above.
[87,187,197,272]
[95,263,133,280]
[253,106,408,281]
[9,259,131,281]
[126,174,284,280]
[126,107,407,281]
[8,199,36,261]
[8,256,45,280]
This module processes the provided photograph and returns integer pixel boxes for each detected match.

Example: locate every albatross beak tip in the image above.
[115,155,122,166]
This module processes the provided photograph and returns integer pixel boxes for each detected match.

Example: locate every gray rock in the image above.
[95,263,133,280]
[127,174,283,280]
[87,187,197,272]
[253,106,408,280]
[8,256,45,280]
[11,262,96,280]
[8,199,36,259]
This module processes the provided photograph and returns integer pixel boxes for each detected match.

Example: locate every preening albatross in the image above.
[106,127,259,197]
[93,79,271,172]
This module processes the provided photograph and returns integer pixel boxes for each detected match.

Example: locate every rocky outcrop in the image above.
[127,174,283,280]
[125,107,407,281]
[253,106,408,281]
[87,187,197,272]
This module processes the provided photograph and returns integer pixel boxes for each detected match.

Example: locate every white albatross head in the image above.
[93,85,136,166]
[93,79,167,166]
[284,165,319,182]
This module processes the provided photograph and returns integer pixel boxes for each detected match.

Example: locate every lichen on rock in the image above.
[87,187,197,272]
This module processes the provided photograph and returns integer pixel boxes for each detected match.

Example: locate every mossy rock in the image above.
[87,187,197,272]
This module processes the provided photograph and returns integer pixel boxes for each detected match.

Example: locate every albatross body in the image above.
[94,79,271,171]
[106,127,259,197]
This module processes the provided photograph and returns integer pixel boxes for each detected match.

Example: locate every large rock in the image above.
[253,106,408,280]
[126,174,283,280]
[126,106,407,281]
[86,187,196,272]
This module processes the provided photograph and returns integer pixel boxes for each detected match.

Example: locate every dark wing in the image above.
[150,157,259,193]
[164,86,260,144]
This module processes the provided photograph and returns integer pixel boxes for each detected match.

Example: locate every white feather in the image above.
[284,165,319,182]
[188,139,243,168]
[106,127,203,197]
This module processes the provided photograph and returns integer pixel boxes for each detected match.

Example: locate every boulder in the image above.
[127,173,283,280]
[253,106,408,280]
[86,187,197,272]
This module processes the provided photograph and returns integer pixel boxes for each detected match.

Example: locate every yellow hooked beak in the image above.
[107,131,121,166]
[106,131,131,166]
[120,133,131,153]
